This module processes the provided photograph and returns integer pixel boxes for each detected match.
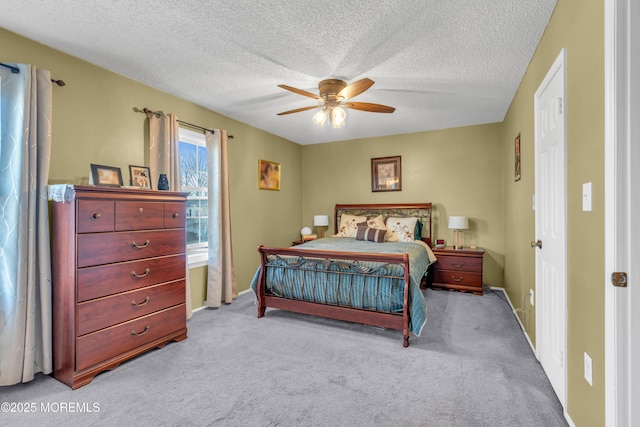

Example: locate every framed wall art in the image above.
[515,133,521,182]
[258,159,280,191]
[129,165,152,189]
[90,164,123,187]
[371,156,402,192]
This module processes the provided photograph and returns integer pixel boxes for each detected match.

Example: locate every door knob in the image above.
[531,240,543,249]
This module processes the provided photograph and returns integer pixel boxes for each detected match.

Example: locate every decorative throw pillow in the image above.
[366,215,387,230]
[334,214,367,238]
[356,225,387,243]
[385,217,419,242]
[414,219,423,240]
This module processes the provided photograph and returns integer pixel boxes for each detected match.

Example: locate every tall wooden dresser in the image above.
[51,185,188,389]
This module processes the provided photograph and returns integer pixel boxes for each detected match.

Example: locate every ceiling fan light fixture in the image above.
[277,78,394,128]
[313,108,327,126]
[330,106,346,128]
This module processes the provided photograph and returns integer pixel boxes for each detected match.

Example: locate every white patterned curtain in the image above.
[206,129,237,307]
[0,64,53,385]
[148,112,192,319]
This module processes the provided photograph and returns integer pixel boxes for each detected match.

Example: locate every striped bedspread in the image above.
[250,237,434,336]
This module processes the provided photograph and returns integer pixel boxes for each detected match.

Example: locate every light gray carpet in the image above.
[0,288,567,427]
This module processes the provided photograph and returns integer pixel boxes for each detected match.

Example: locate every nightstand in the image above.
[431,246,485,295]
[292,240,305,246]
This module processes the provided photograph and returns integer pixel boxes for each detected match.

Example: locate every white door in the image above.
[534,49,567,407]
[605,0,640,425]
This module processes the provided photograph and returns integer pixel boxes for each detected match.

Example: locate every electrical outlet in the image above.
[584,352,593,386]
[530,289,534,306]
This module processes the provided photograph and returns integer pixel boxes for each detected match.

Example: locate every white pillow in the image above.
[385,217,419,242]
[366,215,386,230]
[334,214,367,238]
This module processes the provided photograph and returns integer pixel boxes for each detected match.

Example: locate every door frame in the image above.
[604,0,633,425]
[533,47,568,408]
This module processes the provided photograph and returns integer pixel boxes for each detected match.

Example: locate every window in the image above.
[179,128,208,266]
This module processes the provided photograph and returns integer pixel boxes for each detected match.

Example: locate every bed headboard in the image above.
[334,203,433,247]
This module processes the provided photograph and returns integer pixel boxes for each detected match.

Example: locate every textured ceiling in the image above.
[0,0,557,145]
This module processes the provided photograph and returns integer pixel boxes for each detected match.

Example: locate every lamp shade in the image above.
[448,216,469,230]
[313,108,327,126]
[314,215,329,227]
[330,106,346,128]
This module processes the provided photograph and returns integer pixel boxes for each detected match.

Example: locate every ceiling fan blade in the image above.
[342,102,396,113]
[337,78,374,100]
[277,105,322,115]
[277,84,322,100]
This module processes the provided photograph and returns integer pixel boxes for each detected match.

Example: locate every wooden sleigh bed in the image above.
[251,203,433,347]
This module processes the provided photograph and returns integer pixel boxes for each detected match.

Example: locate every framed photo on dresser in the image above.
[129,165,152,189]
[90,164,123,187]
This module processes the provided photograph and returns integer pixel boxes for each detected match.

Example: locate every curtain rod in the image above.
[0,63,66,86]
[134,107,234,139]
[0,63,19,73]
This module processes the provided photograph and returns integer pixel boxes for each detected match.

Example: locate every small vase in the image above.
[157,174,169,191]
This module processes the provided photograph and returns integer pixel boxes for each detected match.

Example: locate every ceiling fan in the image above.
[276,78,395,128]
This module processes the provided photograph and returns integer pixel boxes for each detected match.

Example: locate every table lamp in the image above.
[314,215,329,238]
[300,226,313,240]
[448,216,469,250]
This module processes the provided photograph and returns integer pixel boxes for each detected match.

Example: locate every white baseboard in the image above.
[492,286,576,427]
[563,409,577,427]
[191,288,254,313]
[490,286,536,356]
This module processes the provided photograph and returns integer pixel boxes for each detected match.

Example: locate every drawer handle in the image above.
[139,207,144,213]
[173,212,179,218]
[92,213,101,219]
[450,262,464,268]
[130,240,150,249]
[130,268,150,278]
[130,325,150,336]
[451,275,463,282]
[131,296,150,307]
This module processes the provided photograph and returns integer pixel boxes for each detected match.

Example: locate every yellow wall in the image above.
[2,0,608,420]
[188,265,208,310]
[301,123,505,287]
[501,0,605,424]
[0,27,303,303]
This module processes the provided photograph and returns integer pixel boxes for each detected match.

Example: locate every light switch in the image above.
[584,352,593,386]
[582,182,592,212]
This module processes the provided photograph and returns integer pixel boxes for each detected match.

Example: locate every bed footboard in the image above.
[256,245,412,347]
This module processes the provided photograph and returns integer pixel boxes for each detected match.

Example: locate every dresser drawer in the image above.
[433,270,482,286]
[77,200,114,233]
[164,202,186,229]
[76,304,186,371]
[435,255,482,273]
[77,254,185,302]
[115,201,165,231]
[77,280,185,336]
[77,229,185,268]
